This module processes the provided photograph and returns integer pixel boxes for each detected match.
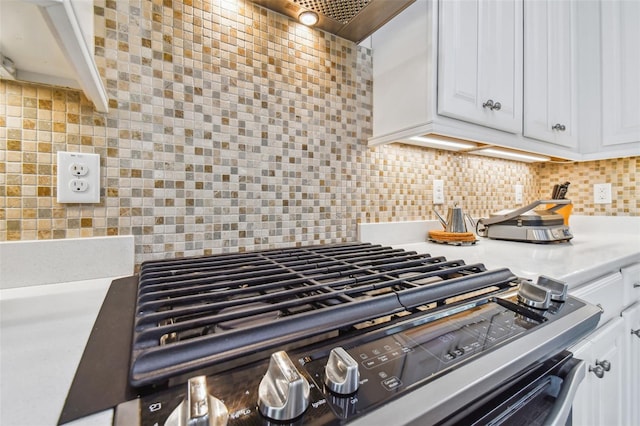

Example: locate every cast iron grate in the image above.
[130,243,517,386]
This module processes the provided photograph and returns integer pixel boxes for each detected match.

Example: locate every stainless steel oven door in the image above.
[437,351,585,426]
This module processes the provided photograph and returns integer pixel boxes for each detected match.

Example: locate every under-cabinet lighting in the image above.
[474,148,550,163]
[409,136,476,151]
[299,11,319,26]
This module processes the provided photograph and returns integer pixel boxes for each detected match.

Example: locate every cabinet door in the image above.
[571,317,625,426]
[438,0,523,133]
[622,303,640,426]
[601,0,640,146]
[621,263,640,306]
[523,0,578,148]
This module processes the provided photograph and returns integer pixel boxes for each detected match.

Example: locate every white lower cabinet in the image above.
[621,263,640,304]
[569,263,640,425]
[570,317,625,426]
[571,271,623,327]
[621,302,640,426]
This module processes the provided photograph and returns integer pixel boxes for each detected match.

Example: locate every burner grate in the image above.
[130,243,517,386]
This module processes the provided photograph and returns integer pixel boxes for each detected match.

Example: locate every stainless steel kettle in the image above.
[434,205,473,233]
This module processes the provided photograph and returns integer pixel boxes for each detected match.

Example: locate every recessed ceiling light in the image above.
[299,10,319,26]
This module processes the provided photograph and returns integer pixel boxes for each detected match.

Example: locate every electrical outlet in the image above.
[515,184,523,204]
[69,163,89,176]
[69,179,89,192]
[433,179,444,204]
[593,183,612,204]
[57,152,100,203]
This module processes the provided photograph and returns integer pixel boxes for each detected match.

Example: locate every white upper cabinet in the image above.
[370,0,577,159]
[438,0,522,133]
[524,0,578,148]
[370,0,639,161]
[600,0,640,146]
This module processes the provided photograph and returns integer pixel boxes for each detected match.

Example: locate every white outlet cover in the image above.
[593,183,612,205]
[515,184,524,204]
[57,152,100,203]
[433,179,444,204]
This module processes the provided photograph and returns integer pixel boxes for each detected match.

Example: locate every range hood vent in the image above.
[249,0,415,43]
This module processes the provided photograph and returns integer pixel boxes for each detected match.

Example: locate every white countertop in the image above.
[0,278,116,426]
[0,236,134,426]
[361,216,640,288]
[396,233,639,287]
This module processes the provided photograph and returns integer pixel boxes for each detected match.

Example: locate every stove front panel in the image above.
[125,294,587,425]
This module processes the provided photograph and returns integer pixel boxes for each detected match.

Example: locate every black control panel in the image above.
[131,296,583,425]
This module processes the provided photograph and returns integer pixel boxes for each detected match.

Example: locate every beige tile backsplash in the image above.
[0,0,638,267]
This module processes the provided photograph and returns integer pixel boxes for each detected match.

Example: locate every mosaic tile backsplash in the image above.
[0,0,638,267]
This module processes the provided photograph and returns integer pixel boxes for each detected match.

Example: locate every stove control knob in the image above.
[165,376,229,426]
[258,351,310,421]
[324,347,360,395]
[536,276,568,302]
[518,280,551,310]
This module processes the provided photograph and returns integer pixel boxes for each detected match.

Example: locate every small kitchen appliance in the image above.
[476,199,574,243]
[60,243,599,425]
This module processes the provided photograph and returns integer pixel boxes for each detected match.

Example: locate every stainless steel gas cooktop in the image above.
[60,243,601,426]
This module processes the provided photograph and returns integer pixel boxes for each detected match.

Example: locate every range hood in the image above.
[0,0,108,113]
[249,0,415,43]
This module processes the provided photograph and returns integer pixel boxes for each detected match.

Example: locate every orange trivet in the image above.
[428,230,477,243]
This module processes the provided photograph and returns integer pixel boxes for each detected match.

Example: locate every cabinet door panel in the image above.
[438,0,522,133]
[621,263,640,305]
[524,0,577,147]
[601,0,640,145]
[622,303,640,426]
[571,318,625,426]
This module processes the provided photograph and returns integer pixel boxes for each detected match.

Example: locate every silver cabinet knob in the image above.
[482,100,501,110]
[589,359,611,379]
[595,359,611,372]
[589,364,605,379]
[165,376,229,426]
[258,351,310,421]
[483,99,494,109]
[324,347,360,395]
[631,329,640,338]
[552,123,566,131]
[517,280,551,309]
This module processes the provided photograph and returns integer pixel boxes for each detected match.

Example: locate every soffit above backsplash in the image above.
[248,0,415,43]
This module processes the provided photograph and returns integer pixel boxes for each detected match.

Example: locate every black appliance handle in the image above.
[542,359,586,426]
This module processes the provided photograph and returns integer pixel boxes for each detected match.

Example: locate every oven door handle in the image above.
[542,359,586,426]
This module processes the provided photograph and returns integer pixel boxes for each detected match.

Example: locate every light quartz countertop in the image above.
[1,279,116,426]
[360,215,640,288]
[0,236,134,426]
[1,219,638,425]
